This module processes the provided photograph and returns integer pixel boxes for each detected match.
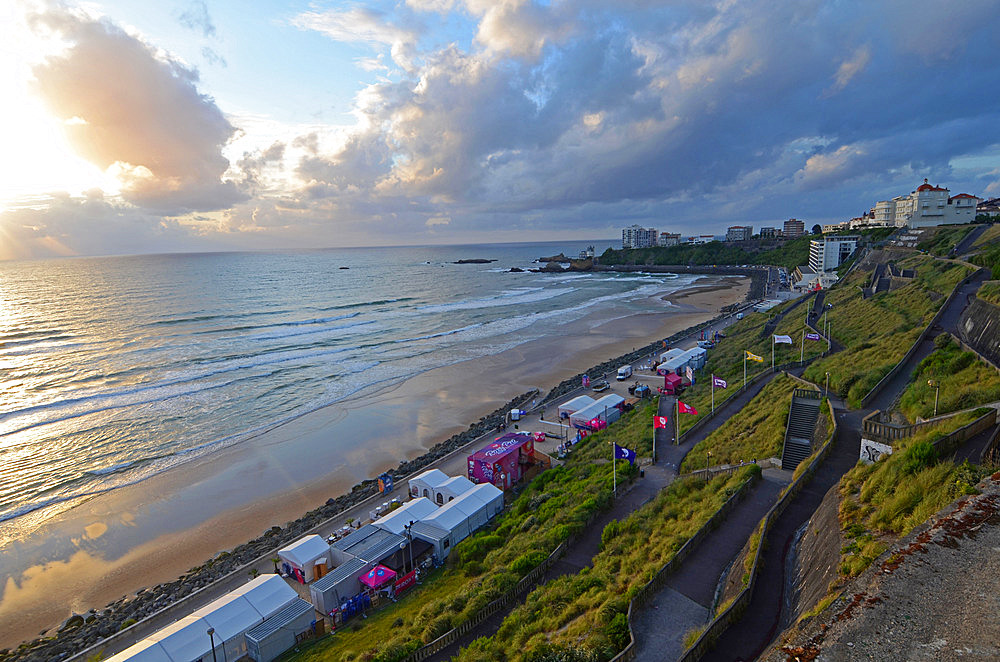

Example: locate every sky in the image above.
[2,0,1000,259]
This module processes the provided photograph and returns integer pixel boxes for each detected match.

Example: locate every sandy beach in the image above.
[0,275,748,648]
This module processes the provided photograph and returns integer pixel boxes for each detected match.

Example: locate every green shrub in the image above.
[511,551,547,577]
[605,613,630,650]
[901,441,937,475]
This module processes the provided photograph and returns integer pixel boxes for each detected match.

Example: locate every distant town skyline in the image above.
[2,0,1000,260]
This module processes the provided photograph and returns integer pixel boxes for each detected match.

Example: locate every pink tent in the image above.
[359,565,397,589]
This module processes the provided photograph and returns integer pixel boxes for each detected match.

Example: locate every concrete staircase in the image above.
[781,389,822,470]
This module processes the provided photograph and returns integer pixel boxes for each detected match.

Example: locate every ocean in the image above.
[0,241,701,543]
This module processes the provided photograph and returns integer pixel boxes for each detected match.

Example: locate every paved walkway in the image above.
[632,469,790,662]
[703,267,991,661]
[428,464,675,661]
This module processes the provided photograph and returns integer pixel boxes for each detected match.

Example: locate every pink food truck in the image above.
[467,432,535,490]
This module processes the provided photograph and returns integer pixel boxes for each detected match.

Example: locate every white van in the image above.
[616,365,633,381]
[736,312,744,320]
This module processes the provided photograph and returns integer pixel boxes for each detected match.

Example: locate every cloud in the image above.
[177,0,216,38]
[828,45,870,93]
[29,6,244,214]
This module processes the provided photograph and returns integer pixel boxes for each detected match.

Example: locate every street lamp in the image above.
[928,380,940,417]
[825,372,830,397]
[706,451,712,474]
[207,628,217,662]
[403,521,415,574]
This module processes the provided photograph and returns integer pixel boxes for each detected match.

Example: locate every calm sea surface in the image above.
[0,241,695,537]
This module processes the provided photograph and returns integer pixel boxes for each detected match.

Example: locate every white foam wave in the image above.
[416,286,576,313]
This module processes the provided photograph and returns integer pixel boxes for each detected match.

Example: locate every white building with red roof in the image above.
[872,180,980,228]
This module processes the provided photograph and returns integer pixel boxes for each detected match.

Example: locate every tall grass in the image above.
[803,255,972,406]
[978,280,1000,306]
[455,467,759,660]
[679,373,798,472]
[916,225,975,256]
[897,335,1000,422]
[837,438,988,578]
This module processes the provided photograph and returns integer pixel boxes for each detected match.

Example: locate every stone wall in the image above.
[958,296,1000,369]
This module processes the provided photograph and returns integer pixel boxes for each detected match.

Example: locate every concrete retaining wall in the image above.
[958,297,1000,370]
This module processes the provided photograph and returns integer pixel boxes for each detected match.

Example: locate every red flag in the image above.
[678,402,698,415]
[653,416,668,429]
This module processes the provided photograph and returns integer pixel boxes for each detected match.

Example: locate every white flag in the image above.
[773,334,793,344]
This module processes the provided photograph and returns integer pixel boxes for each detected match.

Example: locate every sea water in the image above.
[0,241,697,538]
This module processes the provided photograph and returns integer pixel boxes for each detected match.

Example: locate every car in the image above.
[592,380,611,392]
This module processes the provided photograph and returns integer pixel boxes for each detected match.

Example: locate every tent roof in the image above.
[373,498,438,535]
[191,596,263,642]
[228,574,298,617]
[469,433,530,464]
[467,482,503,504]
[146,616,211,662]
[278,535,330,567]
[593,393,625,409]
[558,395,595,411]
[333,524,406,563]
[409,468,450,488]
[104,638,174,662]
[660,348,686,361]
[312,557,369,593]
[421,493,480,531]
[409,520,450,541]
[245,598,314,643]
[438,475,474,495]
[359,564,396,588]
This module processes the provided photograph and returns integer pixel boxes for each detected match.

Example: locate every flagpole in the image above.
[743,353,747,389]
[800,329,804,363]
[771,338,774,372]
[652,414,656,464]
[612,442,616,496]
[711,374,715,414]
[675,397,679,446]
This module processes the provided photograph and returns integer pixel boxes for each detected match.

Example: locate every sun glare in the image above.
[0,5,120,211]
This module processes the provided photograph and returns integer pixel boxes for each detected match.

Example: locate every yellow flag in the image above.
[745,350,764,363]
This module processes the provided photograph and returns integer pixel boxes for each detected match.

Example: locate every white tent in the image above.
[682,347,707,370]
[245,598,315,662]
[104,639,174,662]
[659,347,686,364]
[145,616,214,662]
[557,395,596,419]
[593,393,625,410]
[420,499,472,543]
[372,497,438,535]
[436,475,474,503]
[408,468,450,499]
[103,575,297,662]
[413,481,505,558]
[277,535,331,583]
[570,402,621,429]
[465,483,504,519]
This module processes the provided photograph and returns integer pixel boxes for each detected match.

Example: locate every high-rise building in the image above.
[783,218,805,237]
[809,236,859,272]
[725,225,754,241]
[622,225,658,248]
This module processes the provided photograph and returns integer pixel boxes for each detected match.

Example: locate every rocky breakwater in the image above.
[2,390,538,662]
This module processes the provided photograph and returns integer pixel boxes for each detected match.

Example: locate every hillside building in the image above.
[622,225,658,248]
[759,227,781,239]
[809,235,859,272]
[658,232,681,247]
[872,180,980,228]
[783,218,805,238]
[725,225,754,241]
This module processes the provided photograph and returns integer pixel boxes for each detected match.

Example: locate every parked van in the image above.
[616,365,633,381]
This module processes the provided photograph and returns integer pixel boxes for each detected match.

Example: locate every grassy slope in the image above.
[456,468,758,660]
[836,428,988,578]
[802,255,972,407]
[978,280,1000,307]
[972,223,1000,248]
[915,224,975,256]
[897,335,1000,422]
[679,373,800,472]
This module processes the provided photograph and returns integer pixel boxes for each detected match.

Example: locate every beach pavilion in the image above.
[277,534,331,583]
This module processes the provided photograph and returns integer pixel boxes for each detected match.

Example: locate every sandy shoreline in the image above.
[0,276,748,648]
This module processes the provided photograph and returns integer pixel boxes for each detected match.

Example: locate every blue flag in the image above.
[614,443,636,466]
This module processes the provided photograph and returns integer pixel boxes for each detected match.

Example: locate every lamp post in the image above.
[928,380,940,417]
[825,372,830,397]
[207,628,217,662]
[403,521,415,574]
[706,451,712,474]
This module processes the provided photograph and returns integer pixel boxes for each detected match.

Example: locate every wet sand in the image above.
[0,276,748,647]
